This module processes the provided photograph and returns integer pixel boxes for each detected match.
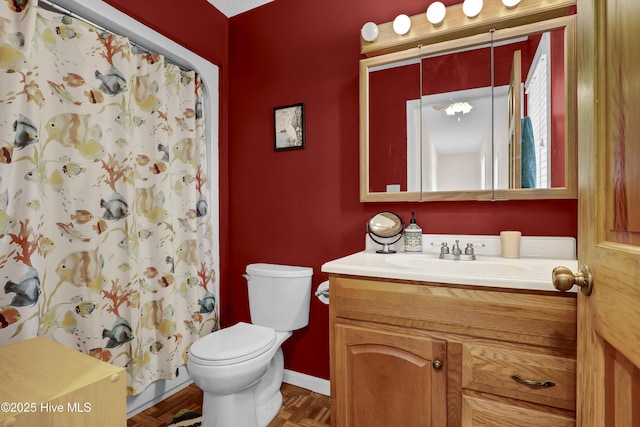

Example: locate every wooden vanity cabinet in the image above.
[329,275,578,427]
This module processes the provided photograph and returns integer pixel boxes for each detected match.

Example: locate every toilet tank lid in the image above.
[246,263,313,278]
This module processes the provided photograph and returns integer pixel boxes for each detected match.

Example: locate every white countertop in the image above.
[321,234,579,293]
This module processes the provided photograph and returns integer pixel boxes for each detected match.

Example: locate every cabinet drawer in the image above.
[462,342,575,410]
[332,275,577,350]
[462,395,575,427]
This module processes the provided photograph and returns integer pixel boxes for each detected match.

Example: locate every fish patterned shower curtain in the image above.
[0,0,218,395]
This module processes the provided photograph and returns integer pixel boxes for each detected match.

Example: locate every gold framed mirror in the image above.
[360,15,576,202]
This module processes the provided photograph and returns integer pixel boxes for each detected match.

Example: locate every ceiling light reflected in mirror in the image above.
[445,101,473,116]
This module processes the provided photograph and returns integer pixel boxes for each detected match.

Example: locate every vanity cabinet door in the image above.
[333,323,447,427]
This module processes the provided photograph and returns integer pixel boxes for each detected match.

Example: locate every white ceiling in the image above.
[422,86,509,155]
[207,0,273,17]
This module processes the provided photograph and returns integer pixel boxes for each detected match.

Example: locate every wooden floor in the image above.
[127,382,331,427]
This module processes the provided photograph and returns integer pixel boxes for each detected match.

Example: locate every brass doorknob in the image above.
[552,265,593,296]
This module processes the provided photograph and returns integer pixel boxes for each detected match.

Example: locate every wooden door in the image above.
[576,0,640,425]
[507,50,522,189]
[333,323,447,427]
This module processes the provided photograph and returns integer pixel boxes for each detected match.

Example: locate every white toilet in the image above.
[188,263,313,427]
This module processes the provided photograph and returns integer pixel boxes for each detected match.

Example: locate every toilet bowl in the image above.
[187,263,313,427]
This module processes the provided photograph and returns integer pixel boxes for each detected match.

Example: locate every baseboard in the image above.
[126,365,193,419]
[283,369,330,396]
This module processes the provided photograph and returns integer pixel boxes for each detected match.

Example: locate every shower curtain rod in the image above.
[37,0,191,71]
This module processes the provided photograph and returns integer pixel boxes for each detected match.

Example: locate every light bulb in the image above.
[426,2,446,25]
[502,0,521,8]
[361,22,379,42]
[393,14,411,35]
[462,0,483,18]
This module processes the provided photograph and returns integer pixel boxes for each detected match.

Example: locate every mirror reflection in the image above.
[362,16,576,201]
[368,57,421,195]
[411,42,493,192]
[494,27,567,190]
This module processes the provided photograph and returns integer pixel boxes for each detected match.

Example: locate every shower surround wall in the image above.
[107,0,578,385]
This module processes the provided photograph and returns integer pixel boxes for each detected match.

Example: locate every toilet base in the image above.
[254,346,285,426]
[198,345,288,427]
[201,382,260,427]
[256,390,282,427]
[199,372,284,427]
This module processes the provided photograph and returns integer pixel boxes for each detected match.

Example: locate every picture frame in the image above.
[274,103,305,151]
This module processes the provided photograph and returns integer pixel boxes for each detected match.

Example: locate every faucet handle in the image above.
[440,242,449,254]
[464,243,475,255]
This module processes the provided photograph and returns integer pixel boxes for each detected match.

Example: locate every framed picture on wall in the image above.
[274,103,305,151]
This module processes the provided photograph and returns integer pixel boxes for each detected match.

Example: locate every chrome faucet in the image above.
[437,240,476,260]
[451,240,462,256]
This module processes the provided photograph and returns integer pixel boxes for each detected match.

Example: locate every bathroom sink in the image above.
[321,234,579,292]
[384,253,565,283]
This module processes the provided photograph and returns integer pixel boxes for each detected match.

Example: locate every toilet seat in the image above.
[189,322,276,366]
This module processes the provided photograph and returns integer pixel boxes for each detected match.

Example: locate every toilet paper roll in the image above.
[315,280,329,305]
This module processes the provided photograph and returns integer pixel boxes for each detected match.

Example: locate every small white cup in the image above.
[500,231,522,259]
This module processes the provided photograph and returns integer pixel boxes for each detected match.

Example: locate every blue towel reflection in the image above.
[521,116,536,188]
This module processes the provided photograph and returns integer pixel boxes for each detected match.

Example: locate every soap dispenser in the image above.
[404,212,422,252]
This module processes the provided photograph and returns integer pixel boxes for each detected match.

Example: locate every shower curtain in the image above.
[0,0,218,395]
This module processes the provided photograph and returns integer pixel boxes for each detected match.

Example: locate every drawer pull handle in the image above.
[510,374,555,388]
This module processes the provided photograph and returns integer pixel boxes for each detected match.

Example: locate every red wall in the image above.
[105,0,228,66]
[227,0,576,381]
[108,0,577,382]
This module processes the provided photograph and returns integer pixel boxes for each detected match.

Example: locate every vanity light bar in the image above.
[360,0,576,57]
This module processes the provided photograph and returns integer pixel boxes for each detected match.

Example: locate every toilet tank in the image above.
[245,263,313,331]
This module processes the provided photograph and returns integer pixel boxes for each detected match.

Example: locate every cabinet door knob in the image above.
[432,360,443,370]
